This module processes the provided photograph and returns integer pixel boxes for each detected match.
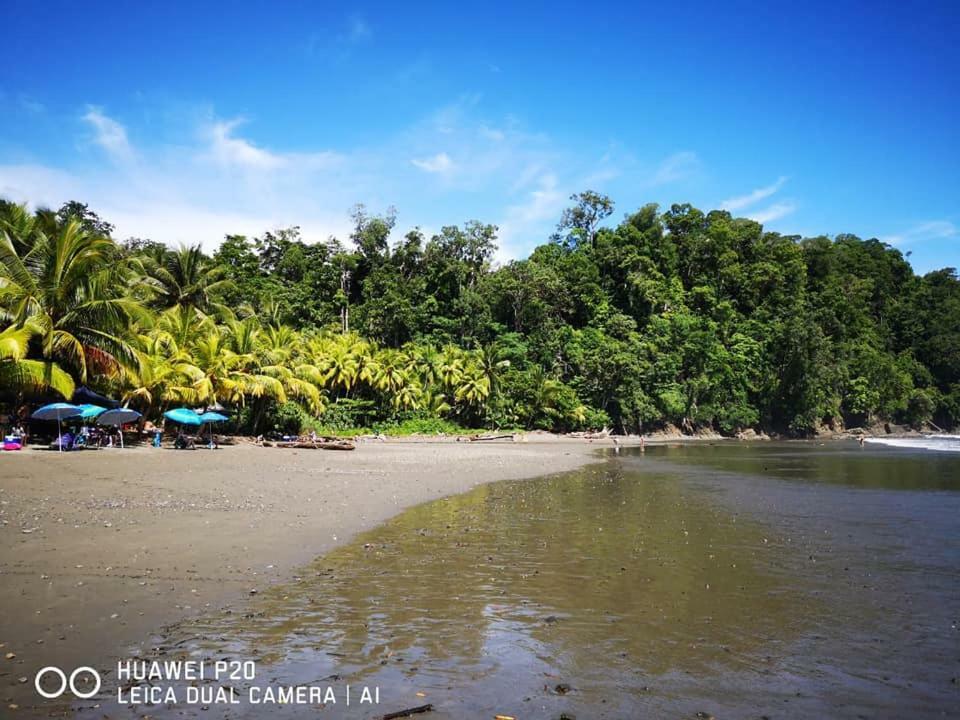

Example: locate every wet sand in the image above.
[0,437,619,712]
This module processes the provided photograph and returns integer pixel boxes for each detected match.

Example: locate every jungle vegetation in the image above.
[1,194,958,436]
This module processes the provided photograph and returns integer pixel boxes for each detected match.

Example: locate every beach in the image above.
[0,437,618,712]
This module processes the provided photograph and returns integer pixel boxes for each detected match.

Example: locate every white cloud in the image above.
[0,97,575,257]
[882,220,957,247]
[207,119,286,170]
[347,16,371,42]
[650,151,699,185]
[722,176,788,212]
[479,125,505,142]
[747,202,797,224]
[411,152,454,174]
[81,106,133,162]
[497,173,566,260]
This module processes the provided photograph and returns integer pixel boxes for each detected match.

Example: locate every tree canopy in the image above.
[2,196,957,436]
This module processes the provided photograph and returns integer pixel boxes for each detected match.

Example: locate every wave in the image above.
[864,435,960,453]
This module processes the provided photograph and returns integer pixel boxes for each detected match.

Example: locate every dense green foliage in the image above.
[1,194,958,436]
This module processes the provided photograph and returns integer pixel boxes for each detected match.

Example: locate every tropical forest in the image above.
[1,194,958,437]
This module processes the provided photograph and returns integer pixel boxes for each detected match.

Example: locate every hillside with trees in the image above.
[1,194,958,436]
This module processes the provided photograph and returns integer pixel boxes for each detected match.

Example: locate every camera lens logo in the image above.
[35,666,101,699]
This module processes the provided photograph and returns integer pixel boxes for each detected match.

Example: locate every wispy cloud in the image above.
[304,14,372,62]
[721,176,788,211]
[882,220,957,247]
[720,175,796,225]
[346,15,371,42]
[411,152,454,174]
[497,173,566,260]
[81,106,133,163]
[748,202,797,224]
[207,119,284,170]
[0,97,571,257]
[649,151,699,185]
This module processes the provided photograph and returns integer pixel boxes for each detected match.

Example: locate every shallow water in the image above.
[73,442,960,719]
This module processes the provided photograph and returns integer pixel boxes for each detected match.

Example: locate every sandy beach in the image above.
[0,437,621,712]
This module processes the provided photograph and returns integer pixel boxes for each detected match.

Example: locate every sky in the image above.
[0,1,957,272]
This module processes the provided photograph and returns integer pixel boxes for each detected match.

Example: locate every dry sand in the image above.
[0,436,621,711]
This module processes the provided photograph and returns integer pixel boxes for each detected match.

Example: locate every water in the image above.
[74,442,960,719]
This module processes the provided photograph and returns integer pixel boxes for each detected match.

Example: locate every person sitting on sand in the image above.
[52,430,75,451]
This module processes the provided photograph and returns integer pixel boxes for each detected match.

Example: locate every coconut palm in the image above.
[454,363,491,408]
[0,219,147,382]
[474,343,511,396]
[0,322,75,399]
[187,327,285,407]
[142,244,233,314]
[123,333,198,414]
[312,334,364,392]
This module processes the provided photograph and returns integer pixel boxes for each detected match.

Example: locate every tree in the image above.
[553,190,614,248]
[0,218,146,382]
[143,244,233,313]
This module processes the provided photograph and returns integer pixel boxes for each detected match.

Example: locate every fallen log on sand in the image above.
[263,440,356,451]
[381,704,434,720]
[468,434,514,442]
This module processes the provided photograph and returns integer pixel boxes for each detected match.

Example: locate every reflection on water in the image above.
[641,440,960,490]
[80,445,960,719]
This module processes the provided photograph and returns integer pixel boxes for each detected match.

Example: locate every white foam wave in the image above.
[864,435,960,453]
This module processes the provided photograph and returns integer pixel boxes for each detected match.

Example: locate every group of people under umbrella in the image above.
[24,386,229,452]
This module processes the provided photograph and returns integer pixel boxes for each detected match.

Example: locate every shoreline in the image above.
[0,437,633,713]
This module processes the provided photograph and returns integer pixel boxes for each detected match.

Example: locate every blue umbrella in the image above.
[76,404,107,419]
[198,412,229,423]
[198,411,228,448]
[97,408,142,448]
[163,407,203,426]
[31,403,82,452]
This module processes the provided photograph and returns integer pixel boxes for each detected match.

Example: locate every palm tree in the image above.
[123,333,197,415]
[474,343,511,397]
[0,322,75,399]
[142,244,233,314]
[0,202,41,257]
[454,363,491,409]
[525,366,564,426]
[0,219,147,382]
[187,327,285,407]
[312,334,363,393]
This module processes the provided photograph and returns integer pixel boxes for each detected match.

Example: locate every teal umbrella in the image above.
[76,404,107,419]
[97,408,142,448]
[198,411,228,448]
[31,403,82,452]
[163,408,202,426]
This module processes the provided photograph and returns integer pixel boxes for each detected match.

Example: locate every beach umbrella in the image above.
[31,402,82,452]
[198,412,228,448]
[76,403,107,420]
[198,412,229,423]
[72,386,119,409]
[97,408,142,449]
[163,407,203,426]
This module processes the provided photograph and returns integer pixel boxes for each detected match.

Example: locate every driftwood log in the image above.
[381,704,434,720]
[262,440,356,451]
[468,434,514,442]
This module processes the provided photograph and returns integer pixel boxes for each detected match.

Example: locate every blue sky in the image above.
[1,1,957,272]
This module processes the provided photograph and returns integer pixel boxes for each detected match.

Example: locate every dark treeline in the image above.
[1,194,958,436]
